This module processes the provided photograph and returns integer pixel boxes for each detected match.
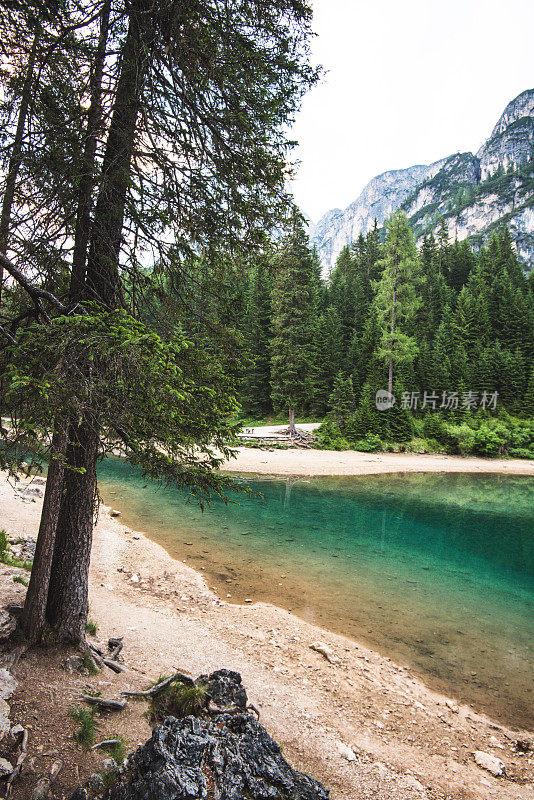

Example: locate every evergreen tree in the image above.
[373,212,423,395]
[327,371,356,420]
[270,216,319,433]
[240,258,273,417]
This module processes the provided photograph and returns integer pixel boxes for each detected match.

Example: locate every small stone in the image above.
[0,611,17,642]
[0,699,10,738]
[445,700,459,713]
[131,574,139,583]
[102,758,118,771]
[110,509,121,517]
[488,735,504,749]
[373,762,389,779]
[310,641,340,664]
[474,750,505,776]
[515,738,531,752]
[244,598,253,603]
[85,773,105,791]
[0,668,17,700]
[337,742,356,762]
[0,757,13,777]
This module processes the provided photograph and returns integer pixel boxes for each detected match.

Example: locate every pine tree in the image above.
[327,371,356,420]
[240,259,273,417]
[270,216,319,433]
[373,212,423,395]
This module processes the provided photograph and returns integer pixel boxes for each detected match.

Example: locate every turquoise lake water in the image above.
[98,461,534,729]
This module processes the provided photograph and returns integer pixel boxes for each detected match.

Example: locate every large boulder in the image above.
[107,713,329,800]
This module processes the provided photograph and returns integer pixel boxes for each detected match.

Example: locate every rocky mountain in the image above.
[309,89,534,273]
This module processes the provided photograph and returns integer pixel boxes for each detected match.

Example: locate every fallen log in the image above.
[121,671,194,698]
[82,695,127,711]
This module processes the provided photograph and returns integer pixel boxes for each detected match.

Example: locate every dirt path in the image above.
[1,473,533,799]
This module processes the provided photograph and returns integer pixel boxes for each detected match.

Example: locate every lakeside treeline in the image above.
[212,214,533,456]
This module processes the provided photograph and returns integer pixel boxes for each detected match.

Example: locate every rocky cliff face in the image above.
[309,89,534,273]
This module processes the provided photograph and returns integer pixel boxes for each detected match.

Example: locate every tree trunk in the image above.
[0,26,40,307]
[46,1,153,643]
[388,265,397,396]
[70,0,111,302]
[22,4,111,641]
[288,407,296,436]
[22,421,67,641]
[46,421,99,643]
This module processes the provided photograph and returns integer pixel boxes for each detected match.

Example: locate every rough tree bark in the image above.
[22,0,111,642]
[46,421,99,642]
[46,0,153,644]
[21,421,67,641]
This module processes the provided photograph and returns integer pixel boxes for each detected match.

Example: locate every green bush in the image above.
[422,414,447,443]
[443,423,475,455]
[472,425,505,457]
[353,433,382,452]
[0,530,8,561]
[508,447,534,460]
[315,421,351,450]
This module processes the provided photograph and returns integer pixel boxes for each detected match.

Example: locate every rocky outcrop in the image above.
[309,89,534,273]
[107,714,328,800]
[477,89,534,180]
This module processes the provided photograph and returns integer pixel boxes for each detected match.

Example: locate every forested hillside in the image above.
[237,214,534,455]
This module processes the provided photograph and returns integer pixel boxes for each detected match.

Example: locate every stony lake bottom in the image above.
[98,462,534,731]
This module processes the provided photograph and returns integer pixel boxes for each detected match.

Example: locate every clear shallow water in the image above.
[98,461,534,729]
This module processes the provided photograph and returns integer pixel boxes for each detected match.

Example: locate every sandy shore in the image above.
[221,447,534,476]
[1,471,533,799]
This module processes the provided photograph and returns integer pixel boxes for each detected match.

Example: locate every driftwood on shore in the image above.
[82,695,127,711]
[121,670,194,698]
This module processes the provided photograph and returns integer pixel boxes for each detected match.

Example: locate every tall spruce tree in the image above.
[373,212,423,396]
[270,216,318,433]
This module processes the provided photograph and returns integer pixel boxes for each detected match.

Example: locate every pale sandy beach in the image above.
[1,462,533,800]
[222,445,534,476]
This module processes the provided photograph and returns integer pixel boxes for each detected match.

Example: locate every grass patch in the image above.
[0,529,33,570]
[69,705,99,747]
[101,738,127,764]
[85,619,98,636]
[13,574,28,586]
[149,681,207,723]
[81,651,100,675]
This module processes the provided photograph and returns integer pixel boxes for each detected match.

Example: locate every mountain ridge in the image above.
[309,89,534,273]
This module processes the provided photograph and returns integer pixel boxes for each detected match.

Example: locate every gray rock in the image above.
[0,669,16,700]
[197,668,248,710]
[105,713,329,800]
[85,773,105,792]
[0,611,17,641]
[21,486,43,498]
[0,757,13,777]
[0,699,10,738]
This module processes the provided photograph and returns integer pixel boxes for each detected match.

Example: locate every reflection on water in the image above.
[98,460,534,730]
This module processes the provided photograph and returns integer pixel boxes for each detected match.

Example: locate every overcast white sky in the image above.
[290,0,534,223]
